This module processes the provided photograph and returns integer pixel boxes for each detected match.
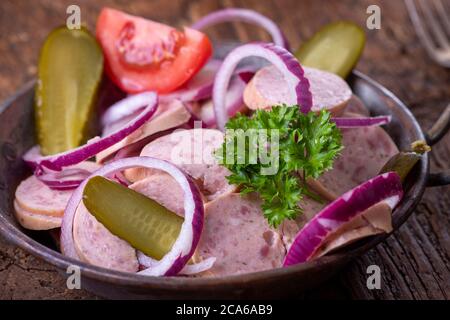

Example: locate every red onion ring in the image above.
[101,92,156,128]
[213,42,312,130]
[100,63,254,131]
[37,168,92,191]
[34,161,102,191]
[191,8,289,49]
[60,156,204,277]
[137,252,216,275]
[283,172,403,266]
[332,115,392,128]
[160,59,222,104]
[197,75,248,127]
[112,129,174,161]
[23,93,159,171]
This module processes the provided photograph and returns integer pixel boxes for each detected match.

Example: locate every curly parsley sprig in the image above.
[215,105,342,227]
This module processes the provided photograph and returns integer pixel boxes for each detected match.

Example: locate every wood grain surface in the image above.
[0,0,449,300]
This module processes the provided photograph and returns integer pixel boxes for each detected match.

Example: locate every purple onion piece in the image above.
[213,42,312,130]
[332,115,392,128]
[283,172,403,266]
[23,92,159,171]
[191,8,289,49]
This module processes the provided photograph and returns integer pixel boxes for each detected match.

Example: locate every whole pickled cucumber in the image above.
[36,27,103,155]
[295,21,366,78]
[380,140,430,182]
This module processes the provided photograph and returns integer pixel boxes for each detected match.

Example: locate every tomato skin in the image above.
[96,8,212,94]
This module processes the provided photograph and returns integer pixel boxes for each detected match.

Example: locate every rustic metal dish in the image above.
[0,61,449,298]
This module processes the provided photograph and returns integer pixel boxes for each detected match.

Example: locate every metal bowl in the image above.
[0,70,449,299]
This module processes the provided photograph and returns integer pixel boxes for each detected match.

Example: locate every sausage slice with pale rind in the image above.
[14,200,62,230]
[129,173,187,217]
[280,197,326,249]
[345,95,370,116]
[243,66,352,115]
[14,161,100,230]
[15,175,72,218]
[193,193,285,276]
[73,203,139,273]
[317,116,399,198]
[125,128,236,201]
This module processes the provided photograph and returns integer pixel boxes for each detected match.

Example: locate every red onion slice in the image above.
[196,75,248,127]
[160,59,222,103]
[192,8,289,49]
[332,115,391,128]
[283,172,403,266]
[101,92,156,127]
[213,42,312,130]
[32,161,101,191]
[37,168,92,191]
[158,61,256,108]
[60,157,204,277]
[112,128,174,161]
[23,93,158,171]
[137,252,216,275]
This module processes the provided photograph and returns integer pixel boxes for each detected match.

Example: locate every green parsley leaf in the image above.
[215,105,342,227]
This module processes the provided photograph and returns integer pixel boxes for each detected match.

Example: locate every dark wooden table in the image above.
[0,0,449,300]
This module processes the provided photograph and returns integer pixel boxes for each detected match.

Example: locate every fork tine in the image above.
[432,0,450,35]
[418,0,449,49]
[405,0,439,55]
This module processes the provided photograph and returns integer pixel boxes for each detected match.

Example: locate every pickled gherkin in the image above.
[35,27,103,155]
[380,140,430,182]
[295,21,365,79]
[380,152,422,183]
[82,176,183,260]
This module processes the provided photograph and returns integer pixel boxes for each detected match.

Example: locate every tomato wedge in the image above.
[96,7,212,94]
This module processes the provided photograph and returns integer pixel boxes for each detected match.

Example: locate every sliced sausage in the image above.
[125,128,236,201]
[96,99,192,163]
[129,173,187,217]
[14,161,100,219]
[14,200,62,230]
[193,193,285,276]
[317,119,398,197]
[345,95,370,116]
[280,197,326,249]
[192,98,248,128]
[73,203,139,273]
[15,175,72,218]
[243,66,352,115]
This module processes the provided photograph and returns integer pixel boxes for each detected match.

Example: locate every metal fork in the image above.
[405,0,450,67]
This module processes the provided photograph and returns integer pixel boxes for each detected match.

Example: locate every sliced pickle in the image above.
[380,140,430,182]
[380,152,422,182]
[295,21,365,78]
[36,27,103,155]
[82,176,183,260]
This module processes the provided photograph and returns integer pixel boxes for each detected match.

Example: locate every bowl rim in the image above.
[0,70,428,290]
